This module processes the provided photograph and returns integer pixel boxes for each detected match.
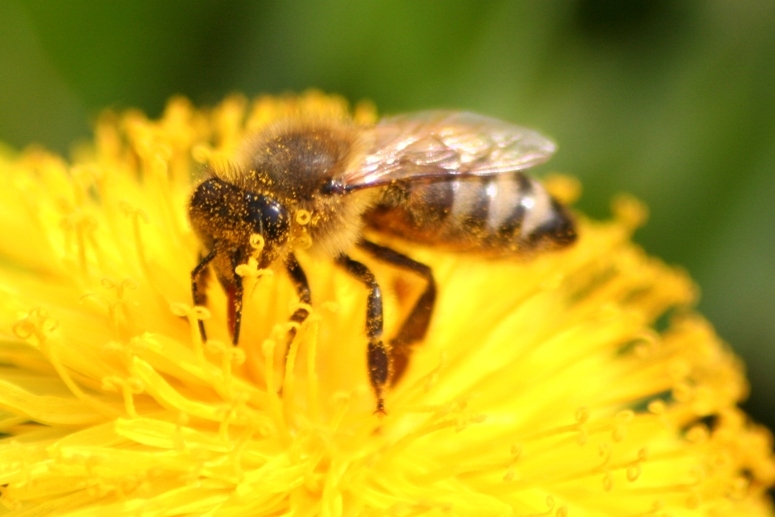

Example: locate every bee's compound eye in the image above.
[245,194,290,245]
[319,177,345,196]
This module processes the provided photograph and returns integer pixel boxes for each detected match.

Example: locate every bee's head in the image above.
[226,118,376,257]
[242,191,291,267]
[189,177,291,269]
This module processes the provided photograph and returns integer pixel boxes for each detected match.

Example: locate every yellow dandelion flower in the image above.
[0,92,773,516]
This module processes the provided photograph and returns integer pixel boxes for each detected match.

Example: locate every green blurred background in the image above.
[1,1,773,430]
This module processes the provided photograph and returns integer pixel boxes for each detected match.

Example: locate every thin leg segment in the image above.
[336,253,388,414]
[358,240,436,385]
[191,249,217,342]
[285,253,312,341]
[227,252,245,346]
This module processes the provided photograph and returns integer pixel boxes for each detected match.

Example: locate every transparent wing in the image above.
[346,111,556,189]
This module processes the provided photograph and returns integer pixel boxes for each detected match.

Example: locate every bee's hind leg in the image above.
[336,253,389,415]
[358,240,436,386]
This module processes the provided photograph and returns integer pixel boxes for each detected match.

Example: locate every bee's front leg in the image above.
[225,252,245,346]
[336,254,388,415]
[191,249,217,342]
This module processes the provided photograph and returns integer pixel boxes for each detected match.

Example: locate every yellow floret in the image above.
[0,92,771,516]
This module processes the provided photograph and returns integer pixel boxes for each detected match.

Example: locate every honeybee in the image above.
[188,110,576,413]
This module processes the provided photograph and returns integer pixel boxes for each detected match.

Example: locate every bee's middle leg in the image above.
[358,240,436,386]
[285,253,312,343]
[336,253,388,414]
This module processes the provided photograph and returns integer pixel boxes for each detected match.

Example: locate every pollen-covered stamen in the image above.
[119,202,151,276]
[205,340,246,398]
[170,302,211,359]
[294,210,314,250]
[104,335,164,367]
[407,407,654,496]
[80,278,138,339]
[502,444,523,482]
[272,300,320,421]
[302,306,324,422]
[243,234,270,275]
[214,391,251,443]
[12,307,58,347]
[130,140,184,237]
[248,232,265,257]
[295,209,312,226]
[102,376,144,418]
[235,237,274,299]
[11,309,121,418]
[235,261,274,282]
[60,210,100,275]
[390,351,448,413]
[260,336,287,433]
[377,397,487,466]
[295,233,313,250]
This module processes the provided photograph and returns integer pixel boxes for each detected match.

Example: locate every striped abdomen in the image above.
[363,173,576,253]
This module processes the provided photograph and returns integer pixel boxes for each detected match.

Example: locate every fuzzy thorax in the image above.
[222,115,377,258]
